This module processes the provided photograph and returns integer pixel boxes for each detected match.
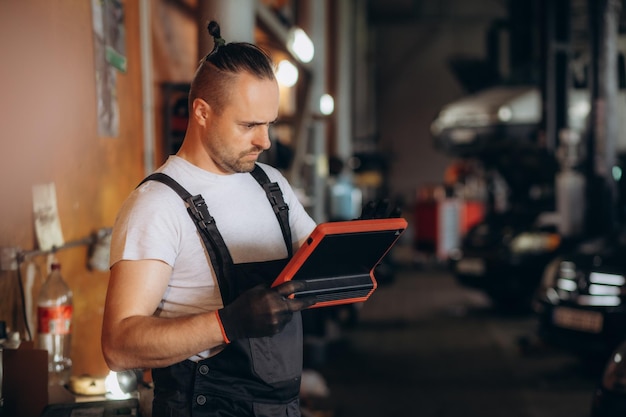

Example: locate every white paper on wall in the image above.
[32,183,65,251]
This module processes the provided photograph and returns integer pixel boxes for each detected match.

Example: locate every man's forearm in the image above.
[102,311,225,370]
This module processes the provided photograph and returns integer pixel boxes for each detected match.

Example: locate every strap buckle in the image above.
[186,195,215,230]
[264,182,289,214]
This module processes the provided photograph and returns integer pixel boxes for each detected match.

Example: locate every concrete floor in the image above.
[303,245,603,417]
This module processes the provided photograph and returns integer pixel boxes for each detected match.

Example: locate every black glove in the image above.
[216,281,316,343]
[358,198,402,220]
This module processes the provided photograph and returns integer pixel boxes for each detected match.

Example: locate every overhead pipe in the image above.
[140,0,155,175]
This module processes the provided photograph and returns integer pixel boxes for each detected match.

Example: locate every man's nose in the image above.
[253,127,272,150]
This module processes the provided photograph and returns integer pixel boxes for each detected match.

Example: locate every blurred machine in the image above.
[429,0,626,313]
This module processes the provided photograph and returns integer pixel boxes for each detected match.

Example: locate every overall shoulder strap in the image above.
[250,164,293,257]
[138,173,235,301]
[138,167,293,301]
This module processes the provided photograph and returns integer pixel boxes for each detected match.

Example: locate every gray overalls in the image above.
[141,165,303,417]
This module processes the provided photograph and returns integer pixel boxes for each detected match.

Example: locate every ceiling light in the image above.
[276,60,298,87]
[287,27,314,63]
[319,94,334,115]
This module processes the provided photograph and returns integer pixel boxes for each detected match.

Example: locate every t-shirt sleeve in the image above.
[109,183,183,268]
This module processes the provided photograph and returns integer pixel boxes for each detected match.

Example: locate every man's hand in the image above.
[216,281,316,343]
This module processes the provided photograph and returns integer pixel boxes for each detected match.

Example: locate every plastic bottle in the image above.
[37,262,73,386]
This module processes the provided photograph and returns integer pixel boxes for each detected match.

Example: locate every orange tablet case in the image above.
[272,218,408,308]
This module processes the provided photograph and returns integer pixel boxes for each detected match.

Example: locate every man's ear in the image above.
[192,98,210,126]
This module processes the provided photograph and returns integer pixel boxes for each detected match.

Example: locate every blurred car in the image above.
[534,151,626,361]
[534,232,626,362]
[450,209,562,312]
[591,339,626,417]
[430,86,540,156]
[430,85,589,157]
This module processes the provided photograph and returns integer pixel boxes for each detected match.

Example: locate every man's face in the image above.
[203,72,279,174]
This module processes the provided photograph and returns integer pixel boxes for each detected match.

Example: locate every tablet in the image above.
[272,217,407,308]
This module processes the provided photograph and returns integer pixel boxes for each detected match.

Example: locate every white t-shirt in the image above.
[109,156,316,358]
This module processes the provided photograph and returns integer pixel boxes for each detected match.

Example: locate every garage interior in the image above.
[3,0,626,416]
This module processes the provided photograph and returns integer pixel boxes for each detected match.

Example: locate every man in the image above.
[101,21,317,417]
